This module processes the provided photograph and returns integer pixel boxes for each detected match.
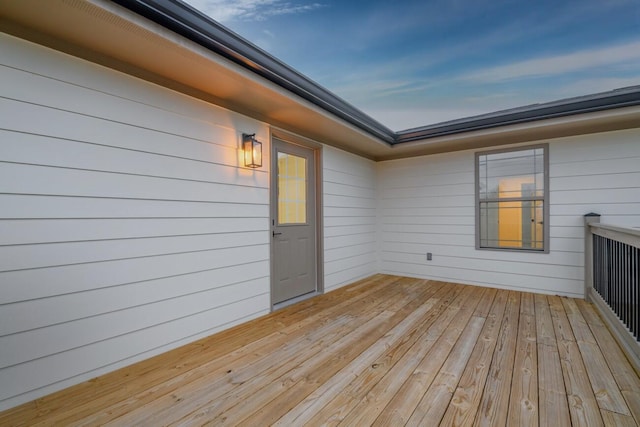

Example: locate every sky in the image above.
[181,0,640,131]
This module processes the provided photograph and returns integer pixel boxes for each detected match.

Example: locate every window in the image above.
[476,145,548,252]
[277,151,307,224]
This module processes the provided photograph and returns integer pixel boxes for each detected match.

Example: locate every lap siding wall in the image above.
[377,128,640,298]
[0,34,271,411]
[323,146,378,292]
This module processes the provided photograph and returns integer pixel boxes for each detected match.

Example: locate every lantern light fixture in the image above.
[242,133,262,168]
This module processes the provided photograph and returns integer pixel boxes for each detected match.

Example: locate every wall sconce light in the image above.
[242,133,262,168]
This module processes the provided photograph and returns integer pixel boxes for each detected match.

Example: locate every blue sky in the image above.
[182,0,640,131]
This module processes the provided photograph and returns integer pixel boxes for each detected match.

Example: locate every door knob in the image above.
[272,231,282,237]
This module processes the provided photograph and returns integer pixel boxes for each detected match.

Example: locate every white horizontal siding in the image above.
[0,162,266,203]
[1,244,269,303]
[0,217,267,246]
[0,231,267,271]
[378,128,640,298]
[0,262,269,336]
[0,194,267,219]
[322,146,377,291]
[0,35,271,410]
[550,130,640,228]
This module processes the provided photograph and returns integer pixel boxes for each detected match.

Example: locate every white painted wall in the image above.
[0,34,272,411]
[378,128,640,298]
[550,130,640,229]
[322,146,378,291]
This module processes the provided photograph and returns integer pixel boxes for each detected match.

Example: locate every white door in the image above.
[271,138,317,305]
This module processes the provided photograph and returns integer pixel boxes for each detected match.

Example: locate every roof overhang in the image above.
[0,0,391,158]
[386,103,640,160]
[2,0,640,161]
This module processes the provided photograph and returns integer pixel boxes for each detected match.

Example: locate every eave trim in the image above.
[395,87,640,143]
[110,0,396,144]
[110,0,640,147]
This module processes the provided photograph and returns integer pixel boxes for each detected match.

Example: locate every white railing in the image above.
[585,213,640,369]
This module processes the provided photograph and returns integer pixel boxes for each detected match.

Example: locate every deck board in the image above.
[549,295,604,426]
[507,292,538,427]
[535,293,572,427]
[562,298,629,415]
[1,274,639,426]
[438,288,502,426]
[473,291,521,427]
[370,284,483,426]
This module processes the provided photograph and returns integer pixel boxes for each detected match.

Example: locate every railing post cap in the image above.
[584,212,601,217]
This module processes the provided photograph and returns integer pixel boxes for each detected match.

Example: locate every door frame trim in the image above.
[269,127,324,310]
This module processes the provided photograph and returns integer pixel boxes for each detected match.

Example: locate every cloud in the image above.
[461,40,640,83]
[182,0,325,23]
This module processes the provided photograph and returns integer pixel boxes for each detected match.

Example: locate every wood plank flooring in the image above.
[2,274,640,426]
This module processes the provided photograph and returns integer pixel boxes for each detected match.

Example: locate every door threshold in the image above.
[272,290,320,311]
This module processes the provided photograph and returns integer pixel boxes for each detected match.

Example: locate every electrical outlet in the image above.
[426,252,433,261]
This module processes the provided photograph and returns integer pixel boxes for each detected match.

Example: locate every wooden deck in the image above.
[2,274,640,426]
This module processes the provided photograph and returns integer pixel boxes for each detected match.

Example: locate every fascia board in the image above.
[110,0,396,144]
[396,87,640,144]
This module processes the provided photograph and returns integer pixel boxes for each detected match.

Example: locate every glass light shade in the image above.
[243,134,262,168]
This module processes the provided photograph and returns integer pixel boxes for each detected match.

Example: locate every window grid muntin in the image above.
[476,145,548,252]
